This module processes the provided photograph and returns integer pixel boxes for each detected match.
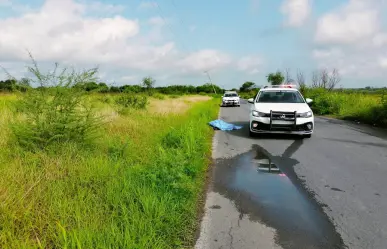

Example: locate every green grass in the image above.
[304,88,387,127]
[0,94,219,249]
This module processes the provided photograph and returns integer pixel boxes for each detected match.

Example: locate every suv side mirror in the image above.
[305,98,313,104]
[248,98,254,104]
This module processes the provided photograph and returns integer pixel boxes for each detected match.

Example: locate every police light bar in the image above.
[281,84,298,88]
[263,84,298,89]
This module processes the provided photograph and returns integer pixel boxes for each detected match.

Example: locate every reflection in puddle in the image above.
[255,158,281,174]
[212,143,345,249]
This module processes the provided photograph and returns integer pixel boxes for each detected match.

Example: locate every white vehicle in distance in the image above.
[247,84,314,138]
[221,91,240,107]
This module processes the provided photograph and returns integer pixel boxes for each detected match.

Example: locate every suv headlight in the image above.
[252,110,267,117]
[297,111,313,118]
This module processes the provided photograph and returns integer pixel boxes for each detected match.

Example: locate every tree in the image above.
[284,68,294,83]
[266,71,284,85]
[239,81,256,92]
[196,83,222,93]
[327,68,341,90]
[98,82,109,93]
[311,68,341,91]
[84,82,99,92]
[142,76,155,90]
[0,79,17,92]
[296,69,307,95]
[296,69,306,87]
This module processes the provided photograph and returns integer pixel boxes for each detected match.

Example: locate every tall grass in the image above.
[0,90,219,248]
[305,88,387,127]
[7,58,102,150]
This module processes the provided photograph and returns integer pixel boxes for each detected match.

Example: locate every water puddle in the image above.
[212,143,345,249]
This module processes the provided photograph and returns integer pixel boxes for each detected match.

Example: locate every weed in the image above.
[153,93,166,100]
[115,94,148,110]
[305,88,387,127]
[0,95,218,249]
[8,57,102,150]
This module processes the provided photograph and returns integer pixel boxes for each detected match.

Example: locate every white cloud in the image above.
[315,0,380,44]
[0,0,233,81]
[373,33,387,47]
[379,57,387,69]
[312,46,387,78]
[237,56,263,74]
[176,50,231,73]
[148,16,166,26]
[138,1,157,9]
[0,0,11,6]
[312,48,343,59]
[280,0,311,27]
[312,0,387,79]
[87,1,125,15]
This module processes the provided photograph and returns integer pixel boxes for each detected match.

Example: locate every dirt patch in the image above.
[149,95,211,114]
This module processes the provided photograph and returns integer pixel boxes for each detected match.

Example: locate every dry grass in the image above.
[0,92,219,249]
[149,95,211,114]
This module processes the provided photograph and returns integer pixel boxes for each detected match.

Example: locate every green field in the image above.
[303,88,387,127]
[0,92,218,248]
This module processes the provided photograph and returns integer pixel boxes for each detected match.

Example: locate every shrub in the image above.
[239,91,256,100]
[9,57,102,150]
[98,95,114,104]
[153,93,166,100]
[162,128,184,148]
[115,94,148,109]
[304,87,387,127]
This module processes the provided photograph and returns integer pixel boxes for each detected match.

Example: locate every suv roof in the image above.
[261,87,299,92]
[262,84,298,91]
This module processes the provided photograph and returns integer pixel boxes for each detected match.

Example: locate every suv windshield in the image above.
[224,93,238,97]
[256,90,305,103]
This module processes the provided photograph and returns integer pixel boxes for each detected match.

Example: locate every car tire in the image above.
[303,134,312,138]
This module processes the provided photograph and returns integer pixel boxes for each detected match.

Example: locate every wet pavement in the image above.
[196,101,387,249]
[212,143,345,248]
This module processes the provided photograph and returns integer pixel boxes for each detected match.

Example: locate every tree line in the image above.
[2,68,385,95]
[0,76,224,95]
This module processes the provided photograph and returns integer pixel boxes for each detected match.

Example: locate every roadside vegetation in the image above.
[0,59,219,248]
[1,56,385,247]
[237,68,387,128]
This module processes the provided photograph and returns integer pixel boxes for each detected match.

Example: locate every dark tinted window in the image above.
[256,90,304,103]
[224,93,238,97]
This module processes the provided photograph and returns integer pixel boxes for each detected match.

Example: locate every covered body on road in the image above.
[248,84,314,138]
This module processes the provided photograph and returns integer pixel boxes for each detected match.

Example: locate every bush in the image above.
[115,94,148,109]
[239,91,257,100]
[9,58,102,150]
[304,87,387,127]
[98,95,114,104]
[153,93,166,100]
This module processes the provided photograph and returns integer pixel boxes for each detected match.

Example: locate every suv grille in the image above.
[271,111,296,121]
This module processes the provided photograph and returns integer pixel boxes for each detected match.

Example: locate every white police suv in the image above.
[247,84,314,138]
[221,91,240,107]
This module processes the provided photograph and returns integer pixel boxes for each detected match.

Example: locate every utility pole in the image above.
[204,70,217,94]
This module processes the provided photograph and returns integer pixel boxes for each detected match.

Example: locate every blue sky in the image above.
[1,0,387,88]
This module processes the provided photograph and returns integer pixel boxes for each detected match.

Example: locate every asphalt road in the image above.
[195,99,387,249]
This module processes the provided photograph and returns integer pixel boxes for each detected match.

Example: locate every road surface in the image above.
[195,99,387,249]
